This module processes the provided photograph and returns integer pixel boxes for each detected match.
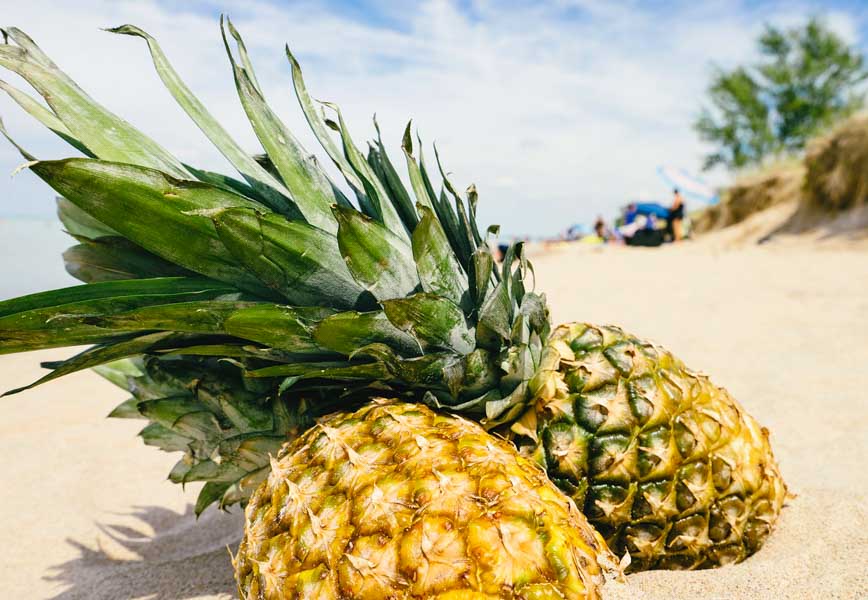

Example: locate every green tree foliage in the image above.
[695,18,868,170]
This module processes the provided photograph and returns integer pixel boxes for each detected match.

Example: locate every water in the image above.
[0,219,78,299]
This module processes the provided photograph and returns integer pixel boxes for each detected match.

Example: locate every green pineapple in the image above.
[0,19,785,572]
[514,323,786,569]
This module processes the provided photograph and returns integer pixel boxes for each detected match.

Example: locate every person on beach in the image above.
[668,188,685,241]
[593,215,610,242]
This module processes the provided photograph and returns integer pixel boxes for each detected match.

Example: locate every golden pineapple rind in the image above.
[235,402,615,599]
[521,322,787,571]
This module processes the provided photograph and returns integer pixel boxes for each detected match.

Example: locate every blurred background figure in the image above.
[593,214,611,242]
[668,188,685,241]
[624,203,638,227]
[565,223,585,241]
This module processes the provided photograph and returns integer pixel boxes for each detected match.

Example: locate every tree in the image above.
[695,18,868,171]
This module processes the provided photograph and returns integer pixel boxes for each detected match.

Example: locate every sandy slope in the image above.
[1,239,866,599]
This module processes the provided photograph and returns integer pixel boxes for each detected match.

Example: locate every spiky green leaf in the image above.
[325,103,409,242]
[107,24,295,216]
[222,304,334,354]
[371,116,418,230]
[137,395,223,441]
[470,245,495,310]
[29,158,276,297]
[0,78,94,156]
[3,331,179,395]
[286,47,365,196]
[221,21,345,232]
[196,482,232,515]
[0,28,188,176]
[382,293,474,354]
[85,300,262,334]
[139,422,191,453]
[477,279,512,345]
[401,122,436,214]
[245,360,389,381]
[63,237,193,283]
[211,208,367,309]
[0,278,238,353]
[93,358,144,389]
[412,205,468,307]
[0,276,231,319]
[56,197,117,239]
[107,397,145,419]
[313,310,419,356]
[333,205,419,300]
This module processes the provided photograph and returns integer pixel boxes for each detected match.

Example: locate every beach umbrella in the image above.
[634,202,670,219]
[657,165,719,204]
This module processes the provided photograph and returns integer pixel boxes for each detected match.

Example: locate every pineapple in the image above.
[514,323,787,570]
[0,18,785,573]
[234,402,615,599]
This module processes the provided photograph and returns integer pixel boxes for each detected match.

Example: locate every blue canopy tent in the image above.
[634,202,671,219]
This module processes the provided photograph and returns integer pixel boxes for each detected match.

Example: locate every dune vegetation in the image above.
[693,112,868,239]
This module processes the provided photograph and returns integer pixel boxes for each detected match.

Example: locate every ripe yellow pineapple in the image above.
[0,17,785,576]
[234,402,616,599]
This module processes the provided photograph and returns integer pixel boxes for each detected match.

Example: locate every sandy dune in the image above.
[1,239,866,599]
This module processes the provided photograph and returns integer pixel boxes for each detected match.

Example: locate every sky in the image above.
[0,0,866,238]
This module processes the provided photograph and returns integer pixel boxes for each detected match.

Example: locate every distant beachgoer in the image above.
[668,188,685,241]
[593,215,610,242]
[624,203,638,226]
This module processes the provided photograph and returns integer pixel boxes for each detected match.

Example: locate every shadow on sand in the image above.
[46,505,242,600]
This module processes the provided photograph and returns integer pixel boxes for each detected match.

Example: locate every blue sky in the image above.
[1,0,866,237]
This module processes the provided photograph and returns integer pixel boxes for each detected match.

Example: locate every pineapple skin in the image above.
[517,323,787,571]
[235,402,616,599]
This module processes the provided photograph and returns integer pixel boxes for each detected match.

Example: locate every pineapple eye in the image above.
[575,382,637,434]
[564,367,589,393]
[710,544,744,566]
[624,523,665,557]
[569,326,603,352]
[541,421,590,483]
[697,413,723,443]
[675,481,698,512]
[630,493,654,520]
[667,513,709,552]
[627,377,655,425]
[659,371,686,406]
[574,393,609,431]
[588,433,634,482]
[711,456,733,490]
[635,479,676,522]
[585,483,633,524]
[603,342,636,377]
[708,495,745,543]
[674,421,697,457]
[637,426,675,478]
[744,517,773,553]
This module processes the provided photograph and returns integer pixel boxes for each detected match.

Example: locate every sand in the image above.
[1,239,867,599]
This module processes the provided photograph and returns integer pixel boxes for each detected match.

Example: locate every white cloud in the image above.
[0,0,863,237]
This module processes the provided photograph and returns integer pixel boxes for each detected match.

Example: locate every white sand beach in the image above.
[1,237,866,599]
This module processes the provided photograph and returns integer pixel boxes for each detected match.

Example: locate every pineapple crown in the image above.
[0,19,550,428]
